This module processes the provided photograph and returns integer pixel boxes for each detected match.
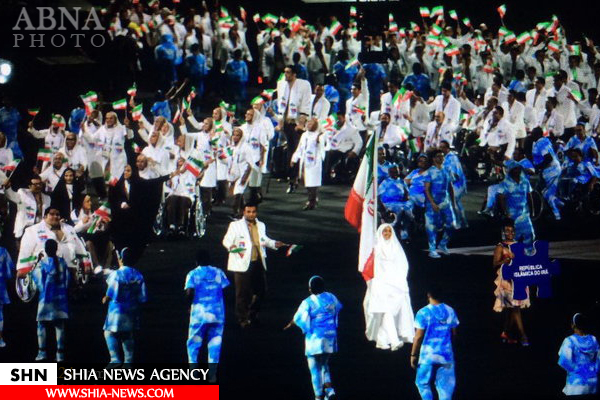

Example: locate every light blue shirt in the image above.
[415,303,459,365]
[104,266,147,332]
[185,266,230,325]
[293,292,342,356]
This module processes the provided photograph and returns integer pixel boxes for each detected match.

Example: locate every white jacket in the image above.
[222,218,278,272]
[6,188,51,238]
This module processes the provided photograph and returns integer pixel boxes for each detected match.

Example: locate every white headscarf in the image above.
[374,223,409,290]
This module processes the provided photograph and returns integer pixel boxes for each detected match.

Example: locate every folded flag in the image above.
[2,158,21,172]
[286,244,303,257]
[497,4,506,19]
[112,99,127,110]
[131,104,143,121]
[419,7,430,18]
[28,108,40,117]
[184,156,205,177]
[127,83,137,97]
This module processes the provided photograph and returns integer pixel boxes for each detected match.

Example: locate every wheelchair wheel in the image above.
[195,199,207,238]
[588,183,600,216]
[153,202,165,237]
[530,189,544,221]
[16,273,37,303]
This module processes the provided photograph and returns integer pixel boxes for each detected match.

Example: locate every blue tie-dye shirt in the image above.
[0,247,14,305]
[415,303,459,364]
[32,257,70,321]
[558,334,600,396]
[424,166,453,204]
[185,266,230,325]
[104,266,147,332]
[293,292,342,356]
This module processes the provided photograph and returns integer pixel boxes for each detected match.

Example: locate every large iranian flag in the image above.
[344,134,377,281]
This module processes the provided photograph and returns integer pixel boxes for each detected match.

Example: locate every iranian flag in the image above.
[419,7,430,18]
[28,108,40,117]
[570,45,581,56]
[350,6,357,17]
[187,86,197,102]
[462,17,471,27]
[112,99,127,110]
[330,20,343,36]
[426,35,441,47]
[184,156,205,177]
[498,26,509,37]
[18,255,37,272]
[570,90,583,102]
[261,89,276,99]
[251,96,264,105]
[214,120,224,133]
[172,104,181,123]
[321,114,338,129]
[81,91,98,103]
[127,83,137,97]
[548,41,560,53]
[389,21,398,32]
[449,10,458,20]
[2,158,21,172]
[239,6,247,21]
[131,104,143,121]
[262,13,278,24]
[346,56,360,70]
[344,134,377,281]
[497,4,506,19]
[182,98,191,111]
[219,17,234,29]
[517,32,531,45]
[220,6,229,18]
[445,45,460,57]
[52,114,65,128]
[352,105,366,115]
[410,22,420,32]
[253,13,260,23]
[430,24,443,36]
[37,147,52,162]
[550,15,559,32]
[95,203,111,220]
[279,16,288,24]
[431,6,444,17]
[105,173,119,187]
[131,142,141,153]
[388,13,394,23]
[399,28,407,37]
[286,244,303,257]
[504,31,516,44]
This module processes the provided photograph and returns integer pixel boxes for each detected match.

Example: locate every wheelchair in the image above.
[153,185,207,239]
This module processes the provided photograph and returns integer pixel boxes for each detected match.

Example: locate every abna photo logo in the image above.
[12,7,106,48]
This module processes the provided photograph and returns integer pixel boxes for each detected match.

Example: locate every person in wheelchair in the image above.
[379,165,413,241]
[404,153,430,231]
[565,148,600,206]
[479,148,534,217]
[531,127,564,220]
[165,158,197,236]
[377,146,395,185]
[17,206,89,278]
[324,112,362,184]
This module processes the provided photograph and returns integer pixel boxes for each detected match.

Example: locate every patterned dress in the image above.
[493,241,530,312]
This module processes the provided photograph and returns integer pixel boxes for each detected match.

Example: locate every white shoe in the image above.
[35,351,47,361]
[56,352,65,362]
[428,251,441,259]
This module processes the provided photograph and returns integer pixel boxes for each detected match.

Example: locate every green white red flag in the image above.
[497,4,506,19]
[112,99,127,110]
[344,133,377,281]
[330,20,343,36]
[419,7,430,18]
[449,10,458,20]
[28,108,40,117]
[131,104,143,121]
[184,156,204,177]
[37,147,52,162]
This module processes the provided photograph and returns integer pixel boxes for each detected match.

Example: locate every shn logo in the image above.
[11,368,48,382]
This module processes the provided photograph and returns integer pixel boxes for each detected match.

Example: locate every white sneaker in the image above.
[56,352,65,362]
[428,251,441,259]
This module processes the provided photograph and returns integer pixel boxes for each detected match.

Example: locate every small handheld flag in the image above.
[497,4,506,19]
[286,244,303,257]
[28,108,40,117]
[112,99,127,110]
